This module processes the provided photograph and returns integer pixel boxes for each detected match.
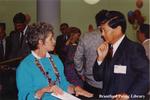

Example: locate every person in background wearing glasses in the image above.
[16,22,93,100]
[93,10,149,100]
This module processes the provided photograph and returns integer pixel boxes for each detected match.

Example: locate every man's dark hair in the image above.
[102,11,127,33]
[139,24,150,39]
[13,12,26,23]
[60,23,69,31]
[0,23,6,30]
[60,23,68,28]
[27,22,54,50]
[95,9,108,27]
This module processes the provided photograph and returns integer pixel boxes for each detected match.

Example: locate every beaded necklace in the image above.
[34,55,60,86]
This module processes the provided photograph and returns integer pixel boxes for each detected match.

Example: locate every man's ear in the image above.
[116,26,121,31]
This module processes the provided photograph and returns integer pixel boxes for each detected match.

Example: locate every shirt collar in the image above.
[31,51,50,59]
[23,25,28,35]
[112,35,125,56]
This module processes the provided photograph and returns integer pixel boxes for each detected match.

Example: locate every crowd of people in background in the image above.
[0,9,149,100]
[0,12,31,99]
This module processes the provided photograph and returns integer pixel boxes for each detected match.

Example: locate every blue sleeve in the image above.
[16,62,36,100]
[54,55,70,92]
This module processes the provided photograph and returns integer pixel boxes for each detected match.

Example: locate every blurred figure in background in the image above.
[24,13,31,25]
[88,24,94,32]
[0,23,11,61]
[9,12,30,59]
[0,22,15,99]
[64,27,83,87]
[55,23,69,63]
[137,23,150,98]
[137,24,150,60]
[74,10,107,99]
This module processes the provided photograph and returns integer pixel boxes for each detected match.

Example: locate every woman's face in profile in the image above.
[43,32,56,51]
[71,33,81,43]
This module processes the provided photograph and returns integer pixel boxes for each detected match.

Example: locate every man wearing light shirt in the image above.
[137,24,150,60]
[93,10,149,100]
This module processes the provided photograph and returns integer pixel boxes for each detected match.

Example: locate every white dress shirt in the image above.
[31,51,50,59]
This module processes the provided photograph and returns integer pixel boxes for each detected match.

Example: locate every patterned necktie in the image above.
[108,44,113,59]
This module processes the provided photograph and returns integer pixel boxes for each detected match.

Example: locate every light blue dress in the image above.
[16,53,70,100]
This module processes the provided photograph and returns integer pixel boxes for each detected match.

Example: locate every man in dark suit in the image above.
[9,12,30,59]
[55,23,69,63]
[1,13,30,99]
[93,10,149,100]
[0,23,11,61]
[0,22,11,99]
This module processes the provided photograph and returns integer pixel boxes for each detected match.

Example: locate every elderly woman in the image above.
[16,22,93,100]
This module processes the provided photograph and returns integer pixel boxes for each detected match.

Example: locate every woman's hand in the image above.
[66,36,73,45]
[35,85,63,99]
[50,85,63,95]
[74,86,93,98]
[68,85,93,98]
[67,85,76,94]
